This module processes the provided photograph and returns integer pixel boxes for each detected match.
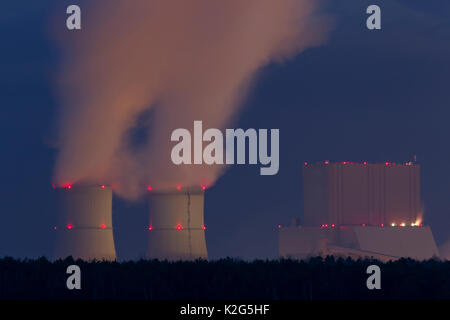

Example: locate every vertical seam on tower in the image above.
[187,191,192,259]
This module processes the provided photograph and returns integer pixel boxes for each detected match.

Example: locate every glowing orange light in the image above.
[414,218,422,227]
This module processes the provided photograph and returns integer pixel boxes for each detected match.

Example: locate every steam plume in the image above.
[54,0,331,199]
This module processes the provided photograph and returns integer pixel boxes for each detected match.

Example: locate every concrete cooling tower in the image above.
[53,185,116,261]
[146,187,208,261]
[278,161,440,261]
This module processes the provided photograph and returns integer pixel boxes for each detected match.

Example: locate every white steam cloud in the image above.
[53,0,331,199]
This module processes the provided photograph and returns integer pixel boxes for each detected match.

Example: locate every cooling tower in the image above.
[146,187,208,261]
[53,185,116,261]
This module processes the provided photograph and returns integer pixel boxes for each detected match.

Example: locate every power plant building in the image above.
[279,162,439,261]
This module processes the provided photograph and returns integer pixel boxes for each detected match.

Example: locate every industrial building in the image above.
[146,186,208,261]
[53,185,116,261]
[278,161,440,261]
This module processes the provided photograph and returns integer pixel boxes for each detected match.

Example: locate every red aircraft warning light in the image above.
[147,186,153,191]
[175,223,183,230]
[66,224,73,230]
[100,223,106,229]
[148,225,153,231]
[176,185,181,191]
[202,225,207,230]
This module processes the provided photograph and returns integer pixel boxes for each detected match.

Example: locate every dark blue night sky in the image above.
[1,1,450,260]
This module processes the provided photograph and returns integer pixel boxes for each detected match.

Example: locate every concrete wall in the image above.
[278,225,439,261]
[303,164,329,226]
[352,225,438,260]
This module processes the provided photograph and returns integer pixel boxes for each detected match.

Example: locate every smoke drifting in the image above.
[54,0,331,199]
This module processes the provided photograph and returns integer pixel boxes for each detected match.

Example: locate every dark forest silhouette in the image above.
[0,257,449,299]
